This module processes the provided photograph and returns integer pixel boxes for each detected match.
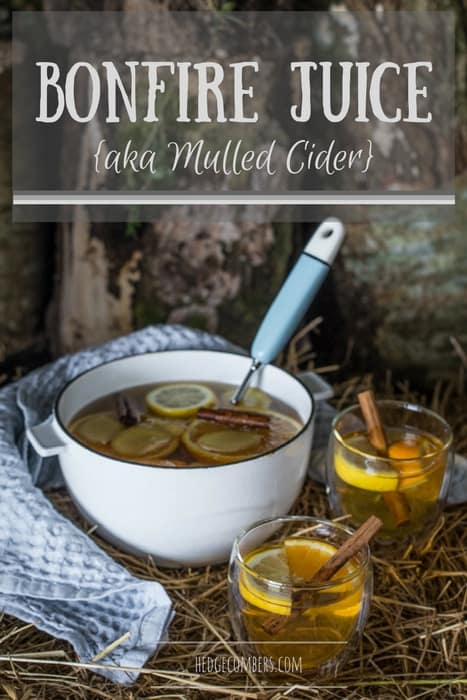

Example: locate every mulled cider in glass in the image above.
[228,517,372,677]
[327,401,453,542]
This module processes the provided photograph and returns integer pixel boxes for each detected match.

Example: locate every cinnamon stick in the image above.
[261,515,382,635]
[382,492,411,528]
[357,390,388,454]
[357,390,411,527]
[197,407,270,429]
[305,515,382,583]
[116,393,144,426]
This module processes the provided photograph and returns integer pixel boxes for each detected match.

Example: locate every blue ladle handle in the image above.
[231,218,345,404]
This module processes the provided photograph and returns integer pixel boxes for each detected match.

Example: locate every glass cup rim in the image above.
[331,399,453,466]
[232,515,370,591]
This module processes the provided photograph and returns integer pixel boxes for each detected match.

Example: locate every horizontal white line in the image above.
[13,192,455,206]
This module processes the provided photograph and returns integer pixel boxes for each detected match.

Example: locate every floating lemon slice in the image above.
[243,408,302,447]
[182,421,265,463]
[240,545,292,616]
[110,423,178,458]
[145,415,187,437]
[70,411,123,445]
[197,429,262,454]
[222,387,272,410]
[335,451,399,492]
[183,409,301,463]
[245,545,290,582]
[146,383,215,418]
[248,407,300,423]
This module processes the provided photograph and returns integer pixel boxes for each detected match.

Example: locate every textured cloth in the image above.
[0,325,237,684]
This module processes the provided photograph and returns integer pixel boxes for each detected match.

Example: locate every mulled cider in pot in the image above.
[68,381,302,467]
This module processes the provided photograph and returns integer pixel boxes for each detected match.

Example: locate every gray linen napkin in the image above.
[0,324,237,684]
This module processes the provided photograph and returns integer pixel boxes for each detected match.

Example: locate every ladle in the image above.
[230,218,345,405]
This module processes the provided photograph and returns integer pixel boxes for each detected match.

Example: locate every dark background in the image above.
[1,0,466,391]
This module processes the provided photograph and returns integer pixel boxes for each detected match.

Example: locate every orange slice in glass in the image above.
[388,440,425,488]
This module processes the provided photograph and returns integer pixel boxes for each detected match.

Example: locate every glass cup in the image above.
[326,401,453,544]
[228,516,372,677]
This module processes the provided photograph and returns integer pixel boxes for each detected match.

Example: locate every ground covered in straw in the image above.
[0,365,466,699]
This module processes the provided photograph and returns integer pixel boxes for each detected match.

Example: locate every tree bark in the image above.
[49,0,295,354]
[42,0,467,388]
[330,177,467,382]
[326,0,467,382]
[0,53,50,366]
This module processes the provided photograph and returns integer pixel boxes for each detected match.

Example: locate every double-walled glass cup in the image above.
[228,516,372,677]
[326,401,453,543]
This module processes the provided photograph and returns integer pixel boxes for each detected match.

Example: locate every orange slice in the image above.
[284,538,362,619]
[388,440,425,488]
[284,538,338,580]
[388,440,421,462]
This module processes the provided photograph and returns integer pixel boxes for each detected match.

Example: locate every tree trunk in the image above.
[325,0,467,383]
[0,53,50,366]
[135,220,294,349]
[49,0,295,354]
[330,177,467,383]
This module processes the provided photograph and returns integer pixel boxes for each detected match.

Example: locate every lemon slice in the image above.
[182,408,300,464]
[222,387,272,410]
[241,408,302,448]
[146,383,215,418]
[70,412,123,445]
[110,423,178,458]
[198,429,263,454]
[240,546,292,616]
[251,409,302,437]
[245,545,290,581]
[335,452,399,492]
[145,416,187,437]
[182,421,265,463]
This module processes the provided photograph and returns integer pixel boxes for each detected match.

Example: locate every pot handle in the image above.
[298,371,334,402]
[27,416,67,457]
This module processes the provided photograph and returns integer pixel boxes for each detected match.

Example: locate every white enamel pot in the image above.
[27,350,315,567]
